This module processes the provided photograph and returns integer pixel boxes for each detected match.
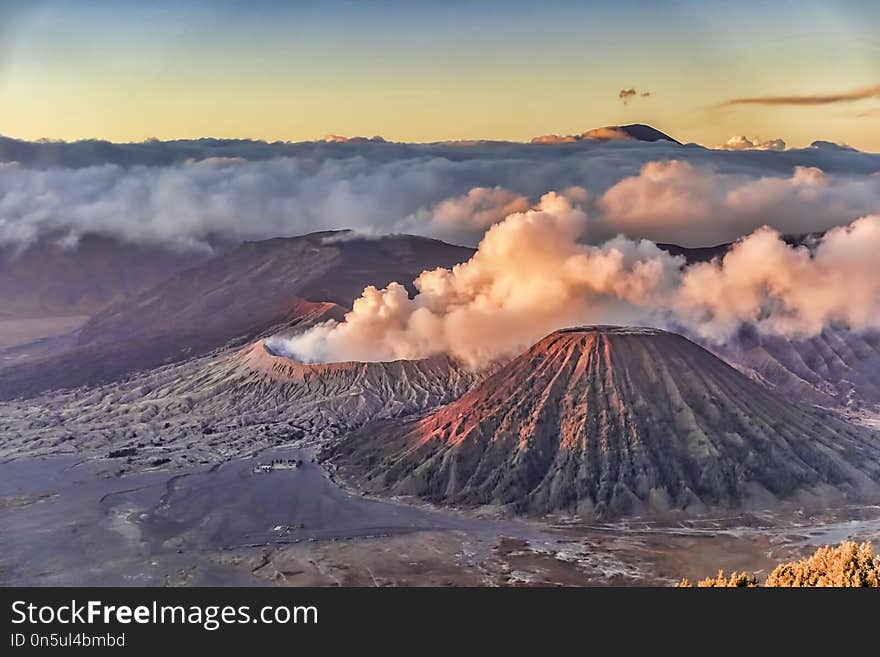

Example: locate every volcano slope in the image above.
[712,326,880,411]
[0,231,472,399]
[0,339,480,470]
[331,327,880,519]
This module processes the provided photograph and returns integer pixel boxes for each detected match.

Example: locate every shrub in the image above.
[765,541,880,587]
[677,571,758,587]
[677,541,880,587]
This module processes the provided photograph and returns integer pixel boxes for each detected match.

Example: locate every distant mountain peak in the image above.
[531,124,680,145]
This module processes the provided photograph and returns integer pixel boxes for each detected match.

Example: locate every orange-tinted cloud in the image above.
[582,127,634,141]
[531,126,635,144]
[594,161,880,246]
[725,84,880,106]
[717,135,786,151]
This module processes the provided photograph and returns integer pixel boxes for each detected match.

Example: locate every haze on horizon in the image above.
[0,0,878,150]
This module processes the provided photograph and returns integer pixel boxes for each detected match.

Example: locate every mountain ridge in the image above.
[0,232,474,398]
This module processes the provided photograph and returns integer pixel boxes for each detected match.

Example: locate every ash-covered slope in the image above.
[0,235,210,317]
[0,339,480,469]
[226,339,481,432]
[713,327,880,411]
[333,327,880,518]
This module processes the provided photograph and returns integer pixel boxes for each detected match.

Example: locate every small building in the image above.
[252,458,300,474]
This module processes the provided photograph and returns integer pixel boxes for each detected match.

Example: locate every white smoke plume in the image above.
[269,193,880,367]
[676,216,880,337]
[270,191,680,366]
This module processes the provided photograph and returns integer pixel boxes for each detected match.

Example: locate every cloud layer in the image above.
[400,161,880,247]
[1,135,879,252]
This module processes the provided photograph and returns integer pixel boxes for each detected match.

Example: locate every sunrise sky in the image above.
[1,0,878,149]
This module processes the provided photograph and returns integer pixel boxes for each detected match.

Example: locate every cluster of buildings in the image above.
[253,458,302,473]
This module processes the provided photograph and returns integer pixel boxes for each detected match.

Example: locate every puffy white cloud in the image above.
[582,127,635,141]
[531,126,637,144]
[676,215,880,338]
[530,134,581,144]
[593,161,880,246]
[395,187,530,245]
[719,135,787,151]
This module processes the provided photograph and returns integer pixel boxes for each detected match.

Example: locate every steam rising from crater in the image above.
[271,192,880,367]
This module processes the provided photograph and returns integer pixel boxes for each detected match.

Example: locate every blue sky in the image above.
[0,0,877,147]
